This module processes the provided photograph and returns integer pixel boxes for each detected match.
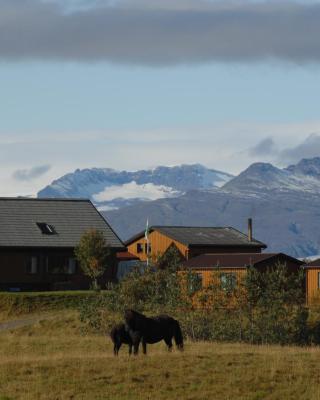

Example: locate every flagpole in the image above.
[145,219,149,267]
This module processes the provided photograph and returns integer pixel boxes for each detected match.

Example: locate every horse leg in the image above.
[142,339,147,355]
[114,341,121,356]
[128,344,133,356]
[133,338,140,355]
[164,337,173,352]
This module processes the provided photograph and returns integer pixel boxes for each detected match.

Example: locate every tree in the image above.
[155,243,184,271]
[75,229,110,290]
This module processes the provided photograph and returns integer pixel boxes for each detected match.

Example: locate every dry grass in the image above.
[0,311,320,400]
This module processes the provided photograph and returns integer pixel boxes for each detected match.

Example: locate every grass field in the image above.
[0,311,319,400]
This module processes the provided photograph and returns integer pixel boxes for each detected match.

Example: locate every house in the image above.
[0,198,125,291]
[305,259,320,304]
[125,221,267,262]
[116,251,142,281]
[182,253,304,288]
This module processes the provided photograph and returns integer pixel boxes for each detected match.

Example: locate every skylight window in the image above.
[36,222,57,235]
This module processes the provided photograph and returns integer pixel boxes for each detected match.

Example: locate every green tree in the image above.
[155,244,184,271]
[75,229,110,290]
[244,263,307,344]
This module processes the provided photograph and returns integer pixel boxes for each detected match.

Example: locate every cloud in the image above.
[1,0,320,65]
[13,165,51,181]
[279,133,320,164]
[248,137,276,156]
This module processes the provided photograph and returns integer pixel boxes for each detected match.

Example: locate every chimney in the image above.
[248,218,253,242]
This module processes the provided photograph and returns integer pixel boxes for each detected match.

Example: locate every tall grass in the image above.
[0,311,320,400]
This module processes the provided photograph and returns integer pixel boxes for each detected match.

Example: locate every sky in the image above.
[1,0,320,196]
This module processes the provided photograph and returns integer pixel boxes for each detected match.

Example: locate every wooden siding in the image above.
[306,268,320,304]
[0,248,118,291]
[127,230,263,262]
[127,230,188,262]
[194,268,247,287]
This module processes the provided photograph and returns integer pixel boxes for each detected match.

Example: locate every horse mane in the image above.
[124,309,147,332]
[124,309,146,320]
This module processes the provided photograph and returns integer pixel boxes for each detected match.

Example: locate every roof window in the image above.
[36,222,57,235]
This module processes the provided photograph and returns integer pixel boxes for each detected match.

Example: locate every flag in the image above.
[145,219,149,241]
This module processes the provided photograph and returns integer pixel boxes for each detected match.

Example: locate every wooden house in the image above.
[0,198,125,291]
[182,253,304,288]
[305,259,320,304]
[125,223,267,262]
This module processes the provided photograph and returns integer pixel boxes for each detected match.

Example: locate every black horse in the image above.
[124,309,184,355]
[110,323,133,356]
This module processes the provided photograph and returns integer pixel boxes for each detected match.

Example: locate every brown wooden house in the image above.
[305,258,320,304]
[126,224,267,263]
[0,198,125,291]
[182,253,304,288]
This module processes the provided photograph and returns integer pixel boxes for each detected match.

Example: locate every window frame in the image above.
[36,222,57,235]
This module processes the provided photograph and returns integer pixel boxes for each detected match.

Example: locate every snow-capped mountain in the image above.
[37,164,233,210]
[223,158,320,194]
[286,157,320,179]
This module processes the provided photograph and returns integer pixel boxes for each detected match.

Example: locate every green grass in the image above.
[0,311,320,400]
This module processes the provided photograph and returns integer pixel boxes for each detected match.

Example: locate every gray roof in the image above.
[126,226,266,248]
[0,198,124,249]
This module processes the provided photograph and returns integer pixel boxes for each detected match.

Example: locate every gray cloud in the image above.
[13,165,51,181]
[1,0,320,65]
[248,137,276,156]
[280,134,320,164]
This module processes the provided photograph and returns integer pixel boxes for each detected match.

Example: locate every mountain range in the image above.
[38,164,233,210]
[38,158,320,258]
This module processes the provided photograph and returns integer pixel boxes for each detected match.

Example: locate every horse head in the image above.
[124,309,146,331]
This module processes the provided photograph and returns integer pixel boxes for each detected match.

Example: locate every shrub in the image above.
[78,257,311,345]
[75,229,110,290]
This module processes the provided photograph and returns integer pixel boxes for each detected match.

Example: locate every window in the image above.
[137,243,143,253]
[220,273,237,292]
[26,256,38,274]
[318,272,320,289]
[47,256,77,274]
[36,222,57,235]
[144,243,151,254]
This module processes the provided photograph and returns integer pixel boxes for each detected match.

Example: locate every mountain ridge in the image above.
[38,164,233,209]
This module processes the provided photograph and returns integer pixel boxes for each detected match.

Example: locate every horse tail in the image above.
[173,320,184,350]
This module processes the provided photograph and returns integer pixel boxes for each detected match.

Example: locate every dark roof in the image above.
[0,198,124,249]
[125,226,266,248]
[183,253,303,269]
[306,258,320,267]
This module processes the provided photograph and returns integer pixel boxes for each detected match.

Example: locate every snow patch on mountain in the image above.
[93,181,181,203]
[223,161,320,194]
[37,164,234,209]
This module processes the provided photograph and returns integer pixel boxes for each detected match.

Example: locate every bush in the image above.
[78,258,311,346]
